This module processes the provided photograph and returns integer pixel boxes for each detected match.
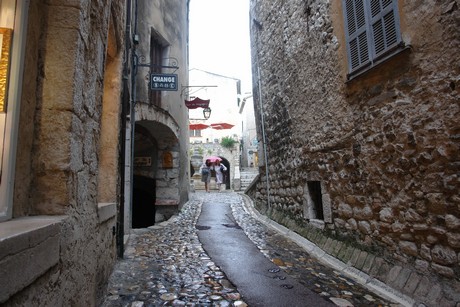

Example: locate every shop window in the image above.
[343,0,403,79]
[0,0,25,221]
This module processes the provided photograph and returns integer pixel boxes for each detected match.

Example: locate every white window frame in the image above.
[343,0,404,79]
[190,129,202,137]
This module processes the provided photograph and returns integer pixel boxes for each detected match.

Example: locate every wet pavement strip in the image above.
[102,191,400,306]
[229,193,400,307]
[196,195,332,307]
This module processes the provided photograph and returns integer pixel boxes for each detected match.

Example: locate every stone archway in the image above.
[134,120,181,221]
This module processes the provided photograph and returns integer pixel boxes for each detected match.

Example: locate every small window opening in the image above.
[307,181,324,220]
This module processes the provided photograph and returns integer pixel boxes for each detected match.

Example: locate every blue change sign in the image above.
[150,73,178,91]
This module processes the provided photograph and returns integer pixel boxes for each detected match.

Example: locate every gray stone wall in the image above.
[250,0,459,305]
[134,0,191,207]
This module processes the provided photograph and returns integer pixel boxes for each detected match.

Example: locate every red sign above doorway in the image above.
[184,97,210,109]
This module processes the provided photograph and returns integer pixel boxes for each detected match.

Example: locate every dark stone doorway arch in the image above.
[132,175,156,228]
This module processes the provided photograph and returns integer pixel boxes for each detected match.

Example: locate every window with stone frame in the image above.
[343,0,404,80]
[303,181,333,229]
[149,36,163,107]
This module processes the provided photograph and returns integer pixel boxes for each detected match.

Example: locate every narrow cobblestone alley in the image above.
[102,192,401,307]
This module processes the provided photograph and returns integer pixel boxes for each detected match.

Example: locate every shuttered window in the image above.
[343,0,402,79]
[150,36,163,107]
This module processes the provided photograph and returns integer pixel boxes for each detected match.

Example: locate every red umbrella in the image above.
[189,123,209,130]
[204,156,222,163]
[210,122,234,130]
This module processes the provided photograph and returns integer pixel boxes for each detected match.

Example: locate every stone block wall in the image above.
[250,0,459,305]
[4,1,125,305]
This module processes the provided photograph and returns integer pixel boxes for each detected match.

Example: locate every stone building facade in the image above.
[128,0,190,228]
[249,0,459,305]
[239,95,258,168]
[0,0,190,305]
[187,69,242,192]
[0,0,126,305]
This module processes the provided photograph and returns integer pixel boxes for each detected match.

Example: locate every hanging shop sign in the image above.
[184,97,210,109]
[150,73,178,91]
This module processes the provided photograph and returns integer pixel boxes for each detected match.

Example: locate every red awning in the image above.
[189,123,209,130]
[210,122,234,130]
[184,97,210,109]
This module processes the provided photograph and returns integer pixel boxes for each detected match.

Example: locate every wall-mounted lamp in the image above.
[203,107,211,120]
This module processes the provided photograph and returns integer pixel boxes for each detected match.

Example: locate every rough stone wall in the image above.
[9,0,125,305]
[250,0,459,304]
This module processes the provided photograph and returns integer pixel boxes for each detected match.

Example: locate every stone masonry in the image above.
[2,1,126,305]
[249,0,460,305]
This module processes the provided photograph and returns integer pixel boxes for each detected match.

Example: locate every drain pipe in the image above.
[256,62,271,208]
[117,0,132,258]
[251,11,271,208]
[125,0,138,236]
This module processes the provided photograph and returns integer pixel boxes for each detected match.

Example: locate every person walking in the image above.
[200,159,212,192]
[213,160,227,192]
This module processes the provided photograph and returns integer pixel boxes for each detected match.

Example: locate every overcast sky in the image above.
[189,0,252,93]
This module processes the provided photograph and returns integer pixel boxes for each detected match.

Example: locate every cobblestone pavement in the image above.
[102,191,400,307]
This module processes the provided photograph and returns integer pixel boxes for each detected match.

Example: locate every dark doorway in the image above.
[219,157,231,190]
[132,175,156,228]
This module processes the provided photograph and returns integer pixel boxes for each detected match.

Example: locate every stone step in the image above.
[191,169,259,191]
[241,174,257,178]
[239,170,258,190]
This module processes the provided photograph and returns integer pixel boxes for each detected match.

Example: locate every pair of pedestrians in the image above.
[200,158,227,192]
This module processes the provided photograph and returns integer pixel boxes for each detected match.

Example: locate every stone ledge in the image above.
[98,202,117,223]
[155,199,179,206]
[0,216,66,303]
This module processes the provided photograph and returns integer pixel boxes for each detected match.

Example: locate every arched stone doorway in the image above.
[132,125,158,228]
[132,120,181,225]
